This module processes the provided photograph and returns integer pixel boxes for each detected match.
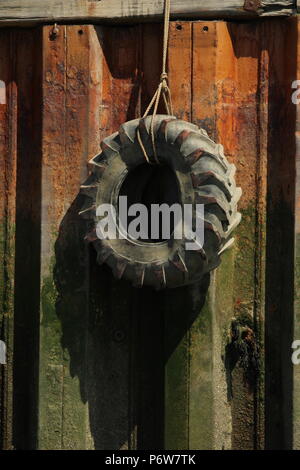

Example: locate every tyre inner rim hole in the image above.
[118,163,181,243]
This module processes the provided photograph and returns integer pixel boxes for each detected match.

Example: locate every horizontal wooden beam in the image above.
[0,0,296,27]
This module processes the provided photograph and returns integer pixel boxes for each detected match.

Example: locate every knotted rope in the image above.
[137,0,173,164]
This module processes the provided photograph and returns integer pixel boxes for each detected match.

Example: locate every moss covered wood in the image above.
[0,30,16,451]
[36,21,271,450]
[0,18,298,450]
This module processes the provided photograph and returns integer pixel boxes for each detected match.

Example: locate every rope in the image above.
[138,0,173,164]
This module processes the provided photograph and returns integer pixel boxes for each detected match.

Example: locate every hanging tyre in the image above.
[79,115,242,289]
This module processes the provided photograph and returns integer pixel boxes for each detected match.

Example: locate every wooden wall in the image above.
[0,1,295,26]
[0,18,298,449]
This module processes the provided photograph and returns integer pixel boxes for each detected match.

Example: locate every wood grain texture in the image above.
[13,28,43,450]
[39,24,104,450]
[164,22,192,451]
[215,21,262,450]
[0,30,17,451]
[190,20,264,450]
[0,17,299,450]
[294,18,300,451]
[264,18,297,450]
[88,24,140,451]
[0,0,295,27]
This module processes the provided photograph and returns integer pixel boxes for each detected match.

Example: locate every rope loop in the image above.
[138,0,173,165]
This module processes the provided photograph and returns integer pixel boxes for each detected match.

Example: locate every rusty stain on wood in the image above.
[0,0,295,27]
[0,17,299,450]
[0,30,17,451]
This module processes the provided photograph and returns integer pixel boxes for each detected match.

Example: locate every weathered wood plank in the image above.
[86,24,140,450]
[0,0,295,27]
[0,30,17,451]
[0,17,298,450]
[188,21,218,450]
[294,18,300,451]
[38,24,102,450]
[264,18,297,450]
[164,22,192,450]
[215,21,263,450]
[61,24,93,450]
[12,28,43,450]
[39,25,67,450]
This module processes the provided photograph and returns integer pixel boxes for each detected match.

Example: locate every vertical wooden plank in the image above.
[0,30,17,450]
[39,25,67,450]
[13,28,42,450]
[264,18,296,450]
[294,17,300,450]
[254,27,268,451]
[215,21,263,450]
[164,21,192,451]
[190,20,264,450]
[83,26,102,449]
[86,25,141,450]
[39,24,103,450]
[60,24,92,450]
[188,21,219,450]
[126,24,166,451]
[193,21,234,451]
